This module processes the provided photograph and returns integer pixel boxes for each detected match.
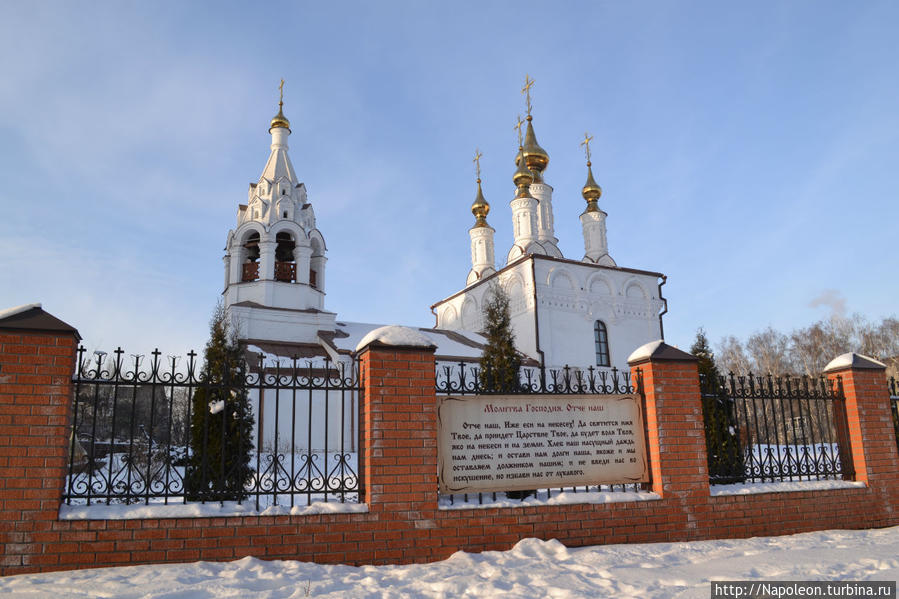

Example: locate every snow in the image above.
[59,500,368,520]
[626,339,664,363]
[3,526,898,597]
[824,352,886,372]
[209,399,225,414]
[0,302,41,321]
[334,321,486,361]
[711,479,866,496]
[64,451,361,515]
[355,325,436,351]
[439,488,660,510]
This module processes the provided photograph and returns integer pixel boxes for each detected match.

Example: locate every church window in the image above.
[241,232,260,281]
[594,320,610,367]
[309,269,318,289]
[274,232,296,282]
[283,211,288,218]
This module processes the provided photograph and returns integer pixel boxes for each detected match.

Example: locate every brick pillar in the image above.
[628,341,709,499]
[0,306,79,573]
[356,327,438,560]
[824,353,899,486]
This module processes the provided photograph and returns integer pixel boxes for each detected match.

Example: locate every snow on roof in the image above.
[823,352,886,372]
[240,322,487,365]
[332,321,486,360]
[355,325,434,351]
[0,303,42,321]
[626,340,665,363]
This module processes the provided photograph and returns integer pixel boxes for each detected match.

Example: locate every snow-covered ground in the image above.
[2,526,897,598]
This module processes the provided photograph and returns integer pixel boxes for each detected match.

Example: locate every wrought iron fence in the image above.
[436,362,637,395]
[65,347,361,510]
[700,372,851,485]
[436,362,644,505]
[890,377,899,452]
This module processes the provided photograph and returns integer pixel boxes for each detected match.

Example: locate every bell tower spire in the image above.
[579,132,615,266]
[222,81,337,344]
[514,75,561,258]
[508,115,540,262]
[467,149,496,285]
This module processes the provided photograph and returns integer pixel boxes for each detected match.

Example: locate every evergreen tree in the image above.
[184,303,255,501]
[692,328,745,483]
[479,283,532,498]
[479,282,522,393]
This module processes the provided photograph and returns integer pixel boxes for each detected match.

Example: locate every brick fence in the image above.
[1,312,898,575]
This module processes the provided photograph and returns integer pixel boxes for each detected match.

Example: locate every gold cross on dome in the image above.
[581,132,594,163]
[473,148,483,180]
[521,75,535,116]
[279,79,285,105]
[514,114,525,147]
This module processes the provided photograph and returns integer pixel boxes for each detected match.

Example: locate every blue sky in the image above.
[1,1,897,359]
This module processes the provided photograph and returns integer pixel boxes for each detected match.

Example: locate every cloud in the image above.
[808,289,847,319]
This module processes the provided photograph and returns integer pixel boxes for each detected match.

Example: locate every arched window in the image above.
[594,320,610,367]
[274,232,296,282]
[241,232,260,281]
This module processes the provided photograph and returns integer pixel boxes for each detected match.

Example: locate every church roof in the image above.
[241,321,498,365]
[258,142,298,184]
[329,321,489,362]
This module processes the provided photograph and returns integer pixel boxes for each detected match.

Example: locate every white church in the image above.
[222,82,667,371]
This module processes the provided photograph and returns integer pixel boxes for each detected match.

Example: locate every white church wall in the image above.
[227,303,336,344]
[433,260,539,362]
[532,258,663,371]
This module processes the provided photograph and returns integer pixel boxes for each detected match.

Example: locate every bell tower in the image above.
[222,81,336,343]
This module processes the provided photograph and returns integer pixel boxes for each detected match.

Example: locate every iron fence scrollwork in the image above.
[65,346,361,510]
[700,372,851,485]
[435,362,637,395]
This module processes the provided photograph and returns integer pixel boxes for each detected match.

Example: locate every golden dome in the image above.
[269,102,291,133]
[520,115,549,177]
[512,148,534,192]
[471,179,490,226]
[582,161,602,211]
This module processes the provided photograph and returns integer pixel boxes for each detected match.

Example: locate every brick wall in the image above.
[1,325,898,576]
[0,328,78,572]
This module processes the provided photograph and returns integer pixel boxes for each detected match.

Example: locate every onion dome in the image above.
[513,148,534,197]
[519,115,549,178]
[582,161,602,212]
[269,101,291,133]
[471,179,490,227]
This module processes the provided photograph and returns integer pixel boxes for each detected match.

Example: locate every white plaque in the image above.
[437,394,648,494]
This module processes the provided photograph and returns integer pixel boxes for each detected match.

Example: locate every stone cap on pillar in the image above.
[0,303,80,339]
[355,325,437,353]
[627,340,696,366]
[823,352,886,373]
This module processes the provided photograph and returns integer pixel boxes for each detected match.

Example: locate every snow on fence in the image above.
[65,347,360,509]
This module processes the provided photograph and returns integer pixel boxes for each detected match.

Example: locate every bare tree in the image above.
[746,327,793,375]
[716,335,751,375]
[716,314,899,378]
